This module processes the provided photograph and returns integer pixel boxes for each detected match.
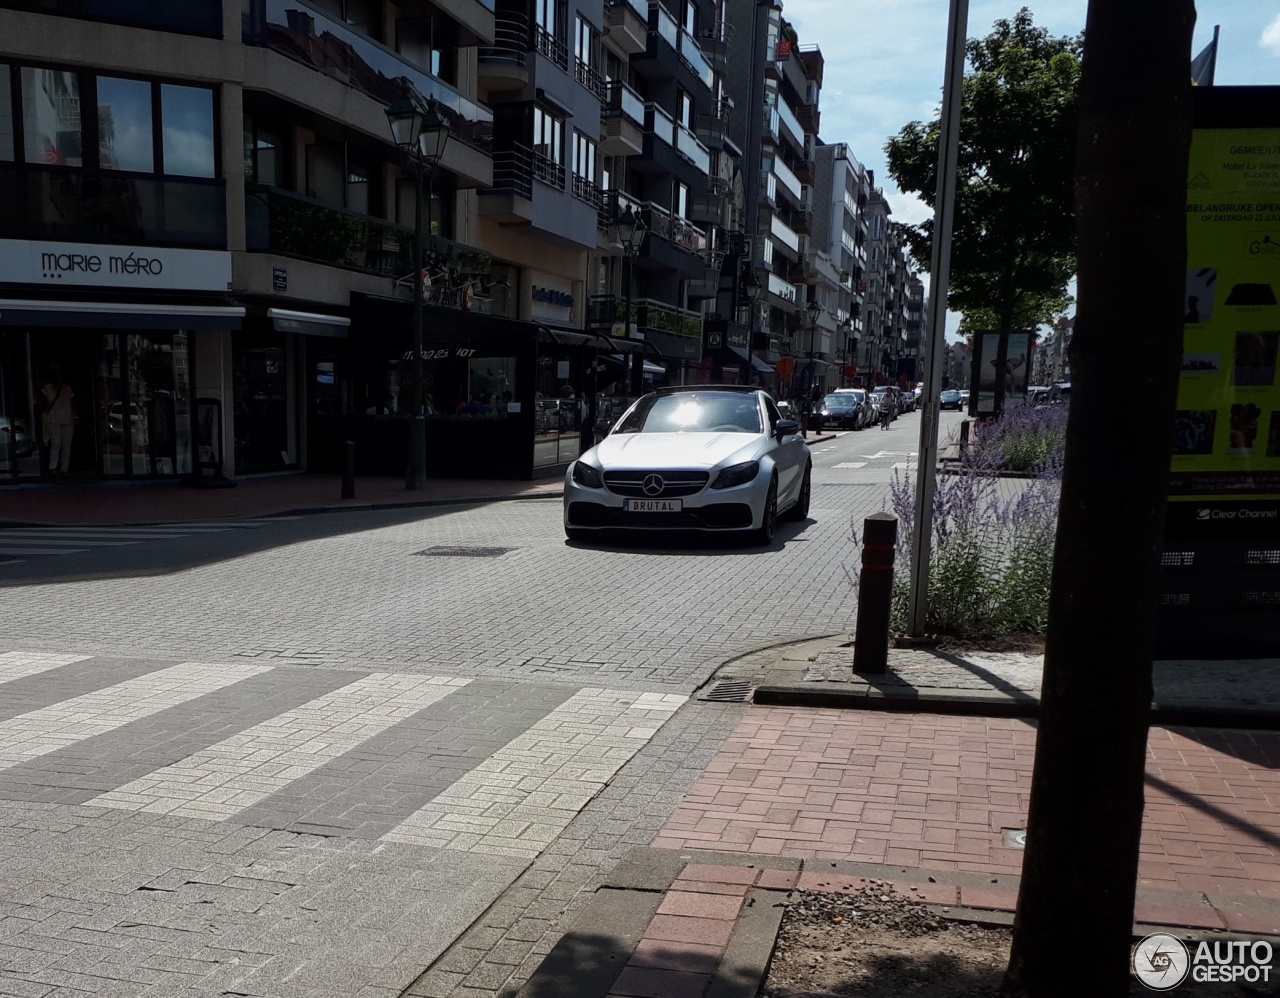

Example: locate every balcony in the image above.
[0,163,226,249]
[14,0,222,35]
[770,213,800,256]
[478,13,530,93]
[245,0,494,157]
[793,157,816,185]
[631,2,711,94]
[604,0,648,55]
[772,160,803,205]
[675,124,711,174]
[587,294,703,339]
[697,20,732,71]
[690,177,727,225]
[535,24,569,70]
[575,58,606,100]
[766,272,797,308]
[602,81,645,156]
[245,185,491,280]
[678,29,714,90]
[632,201,710,278]
[797,100,820,134]
[534,151,566,191]
[635,103,707,187]
[695,98,732,149]
[478,144,534,222]
[572,174,602,211]
[775,97,805,152]
[597,188,644,232]
[784,207,812,234]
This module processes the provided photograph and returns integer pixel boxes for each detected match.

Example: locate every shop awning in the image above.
[611,355,665,376]
[644,330,702,362]
[267,308,349,337]
[0,299,245,330]
[729,345,775,373]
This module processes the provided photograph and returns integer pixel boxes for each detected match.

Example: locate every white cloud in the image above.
[1262,13,1280,55]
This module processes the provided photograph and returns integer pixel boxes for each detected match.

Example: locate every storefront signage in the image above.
[533,286,574,308]
[403,348,478,360]
[0,239,233,292]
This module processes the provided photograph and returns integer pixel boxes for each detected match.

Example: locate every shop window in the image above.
[0,66,12,161]
[97,77,154,173]
[160,83,215,178]
[468,358,518,409]
[22,67,83,166]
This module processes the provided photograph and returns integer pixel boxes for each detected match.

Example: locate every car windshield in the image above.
[941,391,961,399]
[614,392,762,434]
[821,395,854,409]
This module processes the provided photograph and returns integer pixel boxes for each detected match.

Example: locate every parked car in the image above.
[1047,382,1071,405]
[939,389,964,411]
[898,389,916,414]
[564,386,812,545]
[816,393,862,430]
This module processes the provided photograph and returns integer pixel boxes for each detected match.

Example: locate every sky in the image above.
[779,0,1278,340]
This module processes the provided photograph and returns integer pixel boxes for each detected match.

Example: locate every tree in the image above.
[1000,2,1195,996]
[885,9,1080,336]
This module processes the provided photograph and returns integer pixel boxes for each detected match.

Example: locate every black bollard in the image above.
[959,419,970,456]
[853,512,898,675]
[340,440,356,499]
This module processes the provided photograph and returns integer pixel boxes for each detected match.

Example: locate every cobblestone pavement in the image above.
[0,419,941,997]
[652,708,1280,899]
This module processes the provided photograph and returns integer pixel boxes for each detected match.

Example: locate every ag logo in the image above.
[1133,933,1190,991]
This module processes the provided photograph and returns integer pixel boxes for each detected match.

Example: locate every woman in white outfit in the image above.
[41,366,77,478]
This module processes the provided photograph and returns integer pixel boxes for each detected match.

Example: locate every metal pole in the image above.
[907,0,969,637]
[627,250,643,396]
[406,162,427,490]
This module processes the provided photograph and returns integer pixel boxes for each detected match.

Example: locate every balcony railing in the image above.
[675,123,711,173]
[642,201,709,257]
[651,2,679,49]
[773,160,802,202]
[488,144,534,200]
[645,102,676,145]
[770,213,800,253]
[597,188,645,231]
[678,29,714,88]
[604,80,646,125]
[245,0,493,154]
[575,58,606,99]
[775,97,804,147]
[767,272,796,303]
[245,184,491,279]
[479,13,530,69]
[535,24,569,70]
[0,162,226,248]
[533,151,566,190]
[572,174,602,209]
[587,295,703,337]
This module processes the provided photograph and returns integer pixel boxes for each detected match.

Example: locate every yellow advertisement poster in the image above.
[1173,128,1280,500]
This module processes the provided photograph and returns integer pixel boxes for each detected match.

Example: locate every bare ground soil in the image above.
[762,886,1278,998]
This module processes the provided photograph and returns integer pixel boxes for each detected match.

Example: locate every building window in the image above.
[573,131,596,181]
[674,181,689,219]
[395,11,459,85]
[21,67,83,167]
[97,76,154,173]
[683,0,696,34]
[677,91,693,129]
[0,66,11,161]
[532,106,565,187]
[160,84,216,178]
[244,116,288,188]
[534,0,569,68]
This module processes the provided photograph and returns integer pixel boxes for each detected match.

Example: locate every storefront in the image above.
[0,240,241,482]
[306,294,638,479]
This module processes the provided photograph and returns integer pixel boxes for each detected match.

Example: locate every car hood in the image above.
[590,431,762,469]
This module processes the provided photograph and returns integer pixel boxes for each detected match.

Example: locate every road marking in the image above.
[834,462,868,469]
[86,674,471,820]
[0,662,271,769]
[381,689,686,858]
[0,652,92,686]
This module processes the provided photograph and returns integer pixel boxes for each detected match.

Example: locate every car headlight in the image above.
[571,461,603,488]
[711,460,760,490]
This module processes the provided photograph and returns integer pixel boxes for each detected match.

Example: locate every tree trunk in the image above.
[1000,2,1194,996]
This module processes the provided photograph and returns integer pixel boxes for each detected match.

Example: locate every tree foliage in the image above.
[885,8,1081,334]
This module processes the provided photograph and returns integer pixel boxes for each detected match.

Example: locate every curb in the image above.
[750,682,1280,730]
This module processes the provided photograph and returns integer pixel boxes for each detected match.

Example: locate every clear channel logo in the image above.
[1196,507,1279,521]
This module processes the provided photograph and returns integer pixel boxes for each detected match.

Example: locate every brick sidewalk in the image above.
[652,709,1280,902]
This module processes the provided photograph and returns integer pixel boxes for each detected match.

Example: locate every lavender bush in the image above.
[966,403,1069,474]
[854,413,1064,637]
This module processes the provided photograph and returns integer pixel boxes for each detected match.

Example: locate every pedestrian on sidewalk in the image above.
[41,364,77,479]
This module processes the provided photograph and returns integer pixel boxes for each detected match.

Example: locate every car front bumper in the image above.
[564,470,769,533]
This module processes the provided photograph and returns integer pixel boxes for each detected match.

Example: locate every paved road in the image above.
[0,412,956,998]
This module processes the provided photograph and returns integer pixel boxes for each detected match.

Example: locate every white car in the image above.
[564,386,812,544]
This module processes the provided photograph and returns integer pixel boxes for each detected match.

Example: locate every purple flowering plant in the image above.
[852,408,1065,637]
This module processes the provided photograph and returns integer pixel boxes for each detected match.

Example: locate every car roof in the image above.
[653,384,758,396]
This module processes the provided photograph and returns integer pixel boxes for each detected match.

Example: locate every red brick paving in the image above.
[652,708,1280,899]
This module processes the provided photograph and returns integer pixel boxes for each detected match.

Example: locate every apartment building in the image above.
[858,189,916,387]
[810,141,870,390]
[0,0,622,483]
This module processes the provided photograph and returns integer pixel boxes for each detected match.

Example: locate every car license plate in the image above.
[623,499,682,512]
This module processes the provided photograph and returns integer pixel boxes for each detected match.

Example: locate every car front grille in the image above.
[602,470,711,498]
[568,502,753,529]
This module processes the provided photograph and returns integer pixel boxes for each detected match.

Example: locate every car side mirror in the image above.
[776,418,799,439]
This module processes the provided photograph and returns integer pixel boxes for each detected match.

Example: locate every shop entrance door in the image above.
[94,332,192,478]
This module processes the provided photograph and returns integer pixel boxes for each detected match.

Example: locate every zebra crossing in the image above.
[0,651,686,855]
[0,518,299,562]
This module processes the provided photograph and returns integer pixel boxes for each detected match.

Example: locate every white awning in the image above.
[267,308,351,337]
[0,299,245,330]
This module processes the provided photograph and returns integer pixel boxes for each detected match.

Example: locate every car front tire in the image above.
[752,477,778,546]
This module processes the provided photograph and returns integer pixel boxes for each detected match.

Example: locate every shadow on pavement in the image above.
[563,519,815,556]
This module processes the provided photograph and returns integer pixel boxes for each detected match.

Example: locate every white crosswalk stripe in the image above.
[86,674,472,820]
[0,651,92,685]
[0,519,293,563]
[381,689,686,858]
[0,662,271,769]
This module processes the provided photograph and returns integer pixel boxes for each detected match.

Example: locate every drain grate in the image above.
[414,546,515,558]
[701,680,754,703]
[1002,828,1027,849]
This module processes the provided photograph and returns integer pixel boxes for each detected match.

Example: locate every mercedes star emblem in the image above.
[642,474,665,496]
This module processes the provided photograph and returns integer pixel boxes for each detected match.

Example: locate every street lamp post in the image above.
[612,205,648,396]
[386,89,451,491]
[804,298,822,399]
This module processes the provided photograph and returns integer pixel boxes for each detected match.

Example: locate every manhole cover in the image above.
[1003,828,1027,848]
[414,546,514,558]
[701,680,754,703]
